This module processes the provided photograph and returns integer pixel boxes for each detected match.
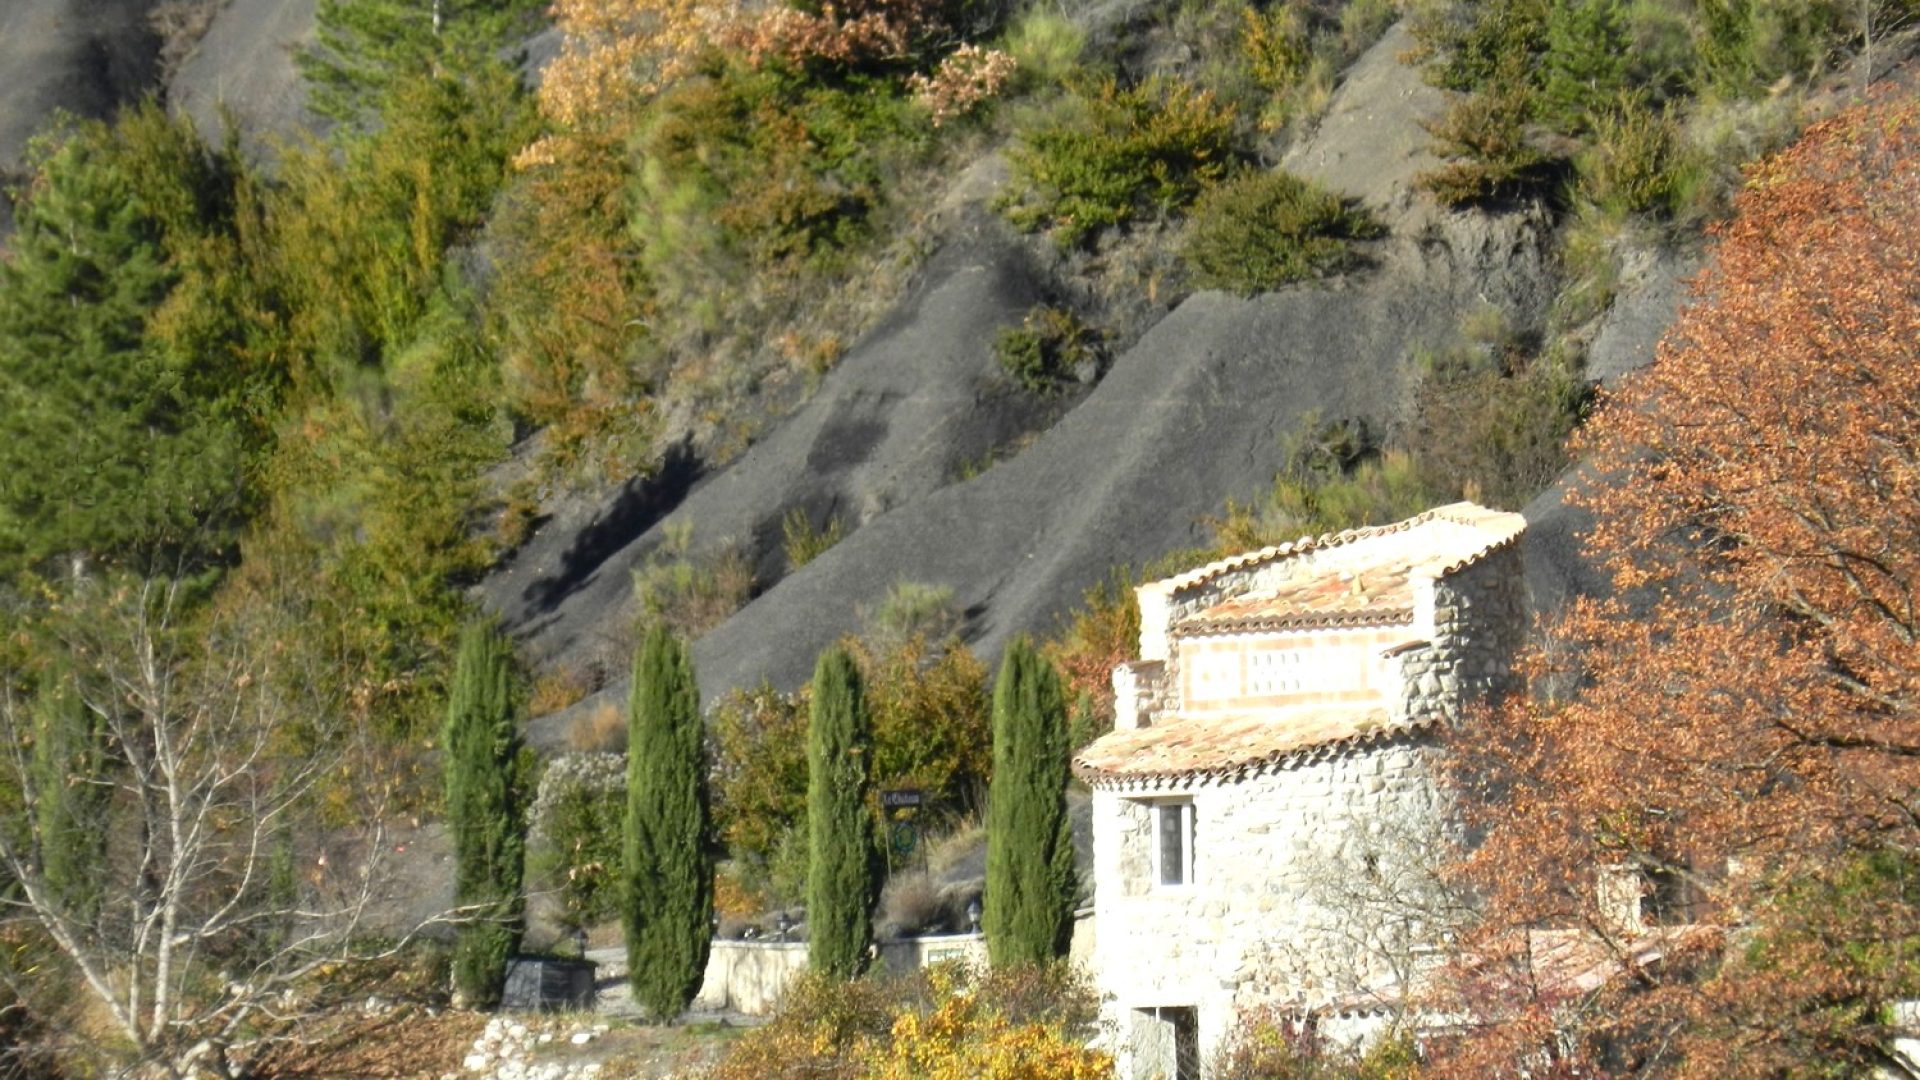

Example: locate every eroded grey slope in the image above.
[489,206,1057,676]
[0,0,159,232]
[168,0,317,143]
[492,20,1566,738]
[681,213,1553,704]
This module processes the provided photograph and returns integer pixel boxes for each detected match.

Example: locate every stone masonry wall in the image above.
[1392,544,1526,723]
[1093,735,1447,1077]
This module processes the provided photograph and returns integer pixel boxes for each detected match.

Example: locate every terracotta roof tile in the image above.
[1073,705,1422,786]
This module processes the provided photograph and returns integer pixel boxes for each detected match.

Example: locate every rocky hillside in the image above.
[0,0,1703,728]
[492,22,1685,738]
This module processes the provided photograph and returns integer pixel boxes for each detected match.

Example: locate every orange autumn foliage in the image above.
[1438,88,1920,1076]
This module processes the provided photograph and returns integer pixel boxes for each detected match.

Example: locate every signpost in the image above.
[881,789,923,870]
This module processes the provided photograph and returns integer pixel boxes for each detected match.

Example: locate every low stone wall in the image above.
[694,939,810,1015]
[694,912,1096,1015]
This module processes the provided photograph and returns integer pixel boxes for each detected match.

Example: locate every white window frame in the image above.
[1151,799,1195,889]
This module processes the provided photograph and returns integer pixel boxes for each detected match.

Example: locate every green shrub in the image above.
[1404,313,1588,510]
[782,507,846,571]
[633,58,926,318]
[1337,0,1399,58]
[1539,0,1634,133]
[1002,7,1086,91]
[711,685,813,907]
[713,634,991,910]
[1576,93,1695,216]
[530,765,626,932]
[994,306,1099,393]
[1002,75,1236,245]
[1551,201,1635,330]
[1210,413,1447,550]
[1215,448,1446,551]
[1409,0,1550,93]
[1181,169,1380,294]
[631,521,756,639]
[1416,68,1554,205]
[1238,3,1311,96]
[1693,0,1850,97]
[1408,352,1586,511]
[867,579,961,645]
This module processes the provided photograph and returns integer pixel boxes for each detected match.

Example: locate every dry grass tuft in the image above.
[568,703,627,753]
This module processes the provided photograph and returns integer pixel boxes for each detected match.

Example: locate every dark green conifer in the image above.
[443,620,526,1005]
[0,108,254,576]
[984,636,1076,966]
[806,646,879,979]
[623,625,712,1020]
[30,670,108,924]
[300,0,544,124]
[1540,0,1632,132]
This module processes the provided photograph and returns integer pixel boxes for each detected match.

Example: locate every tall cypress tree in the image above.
[623,625,712,1020]
[31,669,108,924]
[807,645,879,979]
[443,620,525,1005]
[984,636,1076,967]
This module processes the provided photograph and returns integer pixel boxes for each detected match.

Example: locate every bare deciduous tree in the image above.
[0,579,464,1078]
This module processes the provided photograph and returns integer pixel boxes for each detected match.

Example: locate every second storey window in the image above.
[1155,800,1194,886]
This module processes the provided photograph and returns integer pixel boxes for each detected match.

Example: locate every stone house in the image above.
[1073,502,1527,1079]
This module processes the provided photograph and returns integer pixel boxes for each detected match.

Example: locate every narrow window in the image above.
[1156,801,1193,886]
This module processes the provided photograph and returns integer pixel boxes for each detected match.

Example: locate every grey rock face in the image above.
[0,0,161,232]
[495,22,1561,736]
[168,0,318,146]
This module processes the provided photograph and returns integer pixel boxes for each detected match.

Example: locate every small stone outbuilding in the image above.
[1074,502,1526,1079]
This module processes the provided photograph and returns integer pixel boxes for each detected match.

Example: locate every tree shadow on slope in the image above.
[516,439,704,619]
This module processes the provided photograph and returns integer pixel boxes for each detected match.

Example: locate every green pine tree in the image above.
[443,620,526,1006]
[983,636,1076,967]
[0,108,257,576]
[30,669,108,924]
[806,645,880,979]
[1540,0,1633,132]
[623,625,713,1020]
[300,0,544,124]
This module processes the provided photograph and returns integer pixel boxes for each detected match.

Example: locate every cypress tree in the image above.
[984,636,1076,966]
[30,670,108,924]
[623,625,712,1020]
[806,645,879,979]
[443,620,526,1006]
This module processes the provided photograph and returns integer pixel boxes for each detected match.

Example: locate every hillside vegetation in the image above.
[0,0,1915,1074]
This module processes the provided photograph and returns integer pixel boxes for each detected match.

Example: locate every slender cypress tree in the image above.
[31,669,108,924]
[984,636,1076,966]
[444,620,526,1006]
[623,625,712,1020]
[807,645,879,979]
